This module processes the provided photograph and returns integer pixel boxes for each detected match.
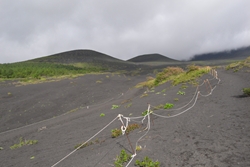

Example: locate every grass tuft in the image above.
[111,124,140,138]
[136,65,210,89]
[10,137,38,150]
[243,88,250,96]
[226,56,250,71]
[135,156,160,167]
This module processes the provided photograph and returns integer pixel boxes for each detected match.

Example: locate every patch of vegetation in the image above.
[135,156,160,167]
[10,137,38,150]
[135,76,155,89]
[67,108,79,113]
[136,65,210,89]
[153,104,164,110]
[111,128,122,138]
[0,147,3,150]
[100,113,105,117]
[164,103,174,109]
[0,62,103,80]
[161,89,166,93]
[124,103,132,108]
[142,110,153,116]
[140,93,148,98]
[174,98,179,101]
[171,66,208,86]
[226,56,250,71]
[30,156,35,160]
[136,145,142,151]
[96,80,102,83]
[243,88,250,96]
[155,67,184,85]
[74,139,100,149]
[177,90,185,95]
[181,84,188,90]
[114,149,131,167]
[111,124,140,138]
[121,99,132,104]
[112,105,120,109]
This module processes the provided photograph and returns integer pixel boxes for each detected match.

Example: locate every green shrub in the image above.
[114,149,131,167]
[177,90,185,95]
[111,128,123,138]
[164,103,174,109]
[100,113,105,117]
[112,105,120,109]
[142,110,153,116]
[135,156,160,167]
[243,88,250,96]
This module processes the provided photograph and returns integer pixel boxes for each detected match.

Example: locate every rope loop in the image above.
[121,125,126,135]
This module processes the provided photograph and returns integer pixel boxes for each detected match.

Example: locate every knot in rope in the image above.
[121,125,126,135]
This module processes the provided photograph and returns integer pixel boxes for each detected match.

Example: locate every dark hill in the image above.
[127,53,178,63]
[27,50,148,73]
[190,46,250,61]
[29,49,124,64]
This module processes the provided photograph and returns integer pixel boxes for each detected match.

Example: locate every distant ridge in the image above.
[27,49,143,72]
[29,49,124,64]
[127,53,178,63]
[190,46,250,61]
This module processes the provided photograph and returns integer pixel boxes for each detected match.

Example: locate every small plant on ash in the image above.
[140,93,148,98]
[243,88,250,96]
[174,98,179,101]
[114,149,131,167]
[74,138,100,149]
[136,145,142,151]
[135,156,160,167]
[111,124,140,138]
[142,110,153,116]
[112,105,120,109]
[164,103,174,109]
[177,90,185,95]
[153,104,164,110]
[100,113,105,117]
[10,137,38,150]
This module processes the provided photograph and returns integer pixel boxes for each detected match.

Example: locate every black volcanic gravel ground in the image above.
[0,68,250,167]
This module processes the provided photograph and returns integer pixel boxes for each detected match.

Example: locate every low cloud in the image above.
[0,0,250,63]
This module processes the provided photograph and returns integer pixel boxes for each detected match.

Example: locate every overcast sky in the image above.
[1,0,250,63]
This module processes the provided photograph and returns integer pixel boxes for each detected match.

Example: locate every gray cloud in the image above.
[1,0,250,63]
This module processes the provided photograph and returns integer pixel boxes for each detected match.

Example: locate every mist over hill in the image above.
[190,46,250,61]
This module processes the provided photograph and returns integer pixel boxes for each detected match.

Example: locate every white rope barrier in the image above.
[51,116,119,167]
[50,69,220,167]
